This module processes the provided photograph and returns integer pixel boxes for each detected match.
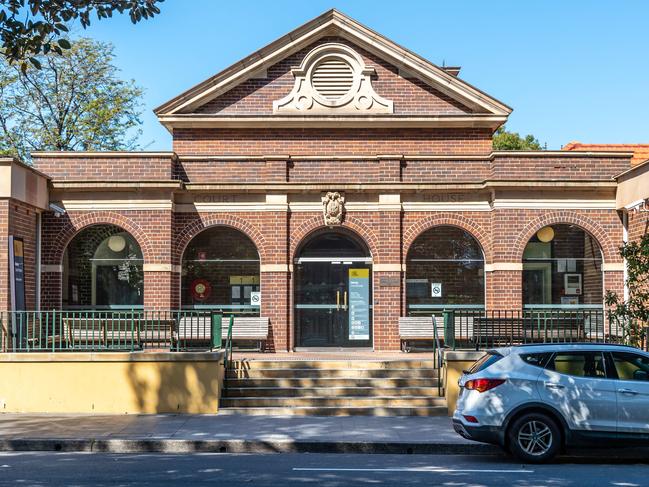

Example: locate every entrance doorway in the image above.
[294,230,372,348]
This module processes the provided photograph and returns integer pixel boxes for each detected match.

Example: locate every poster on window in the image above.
[348,268,370,340]
[9,236,25,312]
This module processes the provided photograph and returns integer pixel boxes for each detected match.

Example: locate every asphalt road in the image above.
[1,452,649,486]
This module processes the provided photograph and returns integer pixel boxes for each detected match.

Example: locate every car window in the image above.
[611,352,649,382]
[519,352,552,368]
[468,352,503,374]
[547,351,607,379]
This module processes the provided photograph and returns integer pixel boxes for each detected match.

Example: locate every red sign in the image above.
[191,279,212,301]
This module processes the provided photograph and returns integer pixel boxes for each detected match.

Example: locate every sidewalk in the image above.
[0,414,497,454]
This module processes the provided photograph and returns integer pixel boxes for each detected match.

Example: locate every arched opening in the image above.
[522,224,603,309]
[62,225,144,309]
[294,228,372,348]
[181,226,260,315]
[406,225,485,315]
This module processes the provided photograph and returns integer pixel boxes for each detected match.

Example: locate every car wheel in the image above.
[507,412,561,463]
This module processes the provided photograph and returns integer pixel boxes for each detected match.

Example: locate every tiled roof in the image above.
[563,141,649,166]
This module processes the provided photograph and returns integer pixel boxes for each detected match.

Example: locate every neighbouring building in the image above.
[1,10,648,352]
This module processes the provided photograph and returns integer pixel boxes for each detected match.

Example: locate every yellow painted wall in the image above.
[443,351,485,415]
[0,352,224,414]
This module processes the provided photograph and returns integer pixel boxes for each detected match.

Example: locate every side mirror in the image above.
[633,370,649,381]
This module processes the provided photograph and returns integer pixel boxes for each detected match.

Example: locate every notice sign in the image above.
[250,291,261,306]
[9,236,26,311]
[348,268,370,340]
[431,282,442,298]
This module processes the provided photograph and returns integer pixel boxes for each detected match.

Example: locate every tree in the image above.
[493,125,543,150]
[606,233,649,346]
[0,37,143,159]
[1,0,163,71]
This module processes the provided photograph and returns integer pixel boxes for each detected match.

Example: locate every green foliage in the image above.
[492,125,543,151]
[606,232,649,346]
[0,0,164,71]
[0,37,144,159]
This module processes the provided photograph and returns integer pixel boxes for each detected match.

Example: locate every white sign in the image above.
[431,283,442,298]
[250,291,261,306]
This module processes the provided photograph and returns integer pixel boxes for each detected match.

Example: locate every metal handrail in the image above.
[432,314,444,396]
[222,315,235,393]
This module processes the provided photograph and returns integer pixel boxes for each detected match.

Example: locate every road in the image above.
[1,452,648,486]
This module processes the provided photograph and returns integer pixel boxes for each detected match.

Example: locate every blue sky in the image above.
[81,0,649,151]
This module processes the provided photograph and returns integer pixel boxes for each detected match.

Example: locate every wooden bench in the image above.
[473,316,586,347]
[63,317,174,350]
[175,316,269,350]
[398,316,441,351]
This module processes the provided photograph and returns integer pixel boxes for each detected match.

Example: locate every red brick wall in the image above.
[491,155,630,181]
[628,211,648,243]
[196,36,474,116]
[0,200,39,311]
[172,127,493,158]
[32,154,175,181]
[35,205,627,350]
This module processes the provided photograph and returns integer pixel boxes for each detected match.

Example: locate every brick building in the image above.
[1,10,648,352]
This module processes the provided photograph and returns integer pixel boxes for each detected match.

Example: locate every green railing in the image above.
[0,310,240,353]
[437,308,629,351]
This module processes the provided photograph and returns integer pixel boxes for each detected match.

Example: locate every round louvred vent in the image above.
[311,58,354,101]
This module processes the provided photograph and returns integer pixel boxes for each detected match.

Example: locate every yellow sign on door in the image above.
[349,268,369,278]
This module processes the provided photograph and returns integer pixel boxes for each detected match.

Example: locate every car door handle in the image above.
[618,388,639,395]
[544,383,565,389]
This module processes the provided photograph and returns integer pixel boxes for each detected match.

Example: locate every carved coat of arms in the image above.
[322,192,345,226]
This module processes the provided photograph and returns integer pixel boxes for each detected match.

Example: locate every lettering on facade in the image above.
[195,195,238,204]
[421,193,468,203]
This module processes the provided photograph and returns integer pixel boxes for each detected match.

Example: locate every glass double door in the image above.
[295,261,372,348]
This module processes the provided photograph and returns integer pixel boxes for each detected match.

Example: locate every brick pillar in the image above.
[373,194,402,351]
[143,266,176,309]
[143,209,175,310]
[259,195,290,351]
[486,267,523,310]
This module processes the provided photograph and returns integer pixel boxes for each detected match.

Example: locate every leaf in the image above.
[58,39,71,49]
[29,57,41,69]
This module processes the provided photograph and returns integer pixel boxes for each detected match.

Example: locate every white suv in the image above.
[453,343,649,463]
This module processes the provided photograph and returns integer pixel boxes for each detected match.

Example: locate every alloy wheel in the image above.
[517,420,553,456]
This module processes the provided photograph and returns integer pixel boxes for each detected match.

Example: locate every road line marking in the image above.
[292,467,534,473]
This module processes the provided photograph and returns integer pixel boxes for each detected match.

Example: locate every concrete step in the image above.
[223,386,441,398]
[230,360,436,370]
[220,396,446,408]
[217,406,448,417]
[224,377,439,388]
[226,368,439,379]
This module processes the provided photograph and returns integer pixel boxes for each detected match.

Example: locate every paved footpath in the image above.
[0,414,489,454]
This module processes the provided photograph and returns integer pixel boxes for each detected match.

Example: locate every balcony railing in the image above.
[0,310,238,353]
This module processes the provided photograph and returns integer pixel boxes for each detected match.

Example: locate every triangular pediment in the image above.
[155,10,511,129]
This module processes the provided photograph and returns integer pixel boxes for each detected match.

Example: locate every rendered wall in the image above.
[0,352,224,414]
[443,350,485,416]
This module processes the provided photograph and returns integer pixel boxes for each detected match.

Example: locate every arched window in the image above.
[522,224,603,308]
[181,227,260,315]
[63,225,143,309]
[406,226,485,315]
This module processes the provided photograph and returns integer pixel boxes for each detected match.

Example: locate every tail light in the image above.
[464,378,505,393]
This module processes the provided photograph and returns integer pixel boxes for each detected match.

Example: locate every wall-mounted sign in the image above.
[431,282,442,298]
[250,291,261,306]
[348,268,370,340]
[379,276,400,287]
[9,236,25,312]
[191,279,212,301]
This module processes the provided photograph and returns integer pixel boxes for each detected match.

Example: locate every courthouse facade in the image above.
[1,10,648,352]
